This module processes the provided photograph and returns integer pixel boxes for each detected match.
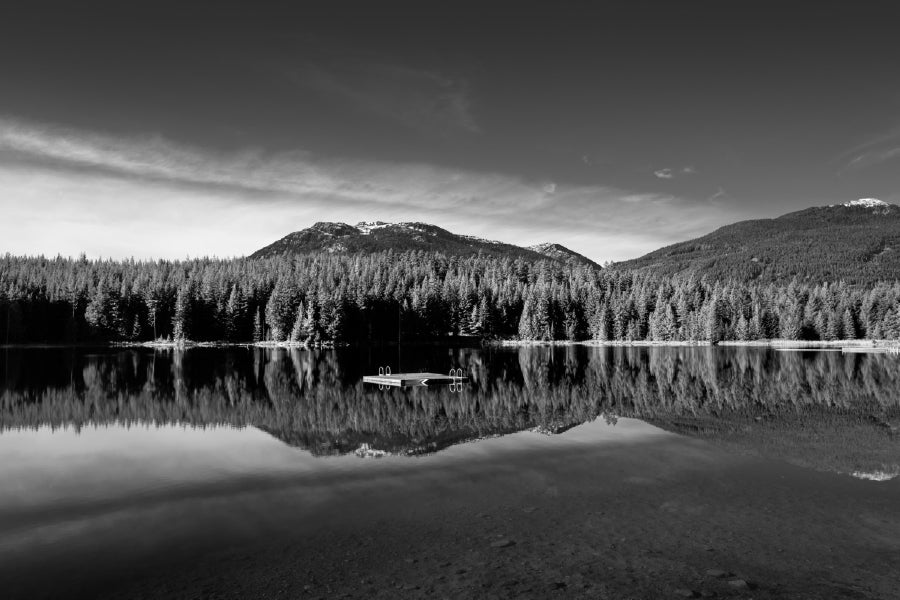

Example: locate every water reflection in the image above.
[1,345,898,478]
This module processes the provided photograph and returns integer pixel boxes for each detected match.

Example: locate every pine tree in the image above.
[468,303,482,336]
[290,301,307,342]
[534,287,553,340]
[224,285,244,341]
[883,309,900,340]
[173,285,191,341]
[842,308,858,340]
[85,279,121,339]
[705,294,724,343]
[478,296,494,338]
[735,314,750,341]
[319,295,347,342]
[518,294,536,340]
[252,307,263,342]
[130,314,142,340]
[779,307,802,340]
[594,305,613,341]
[264,280,297,341]
[748,312,763,340]
[824,313,841,341]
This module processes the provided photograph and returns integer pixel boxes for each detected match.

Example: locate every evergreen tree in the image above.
[735,314,750,341]
[290,301,307,342]
[705,294,724,343]
[224,285,244,341]
[173,285,191,341]
[252,307,264,342]
[780,306,802,340]
[842,308,858,340]
[518,294,536,340]
[594,305,613,341]
[85,279,121,339]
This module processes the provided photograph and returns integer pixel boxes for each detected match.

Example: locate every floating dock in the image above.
[363,372,467,387]
[841,347,900,354]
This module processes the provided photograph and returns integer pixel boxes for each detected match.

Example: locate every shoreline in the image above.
[493,338,893,349]
[3,338,897,350]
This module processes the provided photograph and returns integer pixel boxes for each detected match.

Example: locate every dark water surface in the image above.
[1,345,899,599]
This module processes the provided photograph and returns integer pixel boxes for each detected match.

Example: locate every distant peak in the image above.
[355,221,392,234]
[844,198,887,208]
[529,242,563,252]
[356,221,391,227]
[309,222,357,235]
[527,242,600,267]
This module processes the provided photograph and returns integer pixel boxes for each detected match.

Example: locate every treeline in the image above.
[3,251,900,344]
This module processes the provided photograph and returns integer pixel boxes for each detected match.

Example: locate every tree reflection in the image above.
[1,346,898,475]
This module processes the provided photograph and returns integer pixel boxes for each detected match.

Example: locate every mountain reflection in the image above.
[1,346,898,477]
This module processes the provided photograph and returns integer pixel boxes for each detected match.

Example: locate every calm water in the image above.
[3,345,898,474]
[1,345,899,598]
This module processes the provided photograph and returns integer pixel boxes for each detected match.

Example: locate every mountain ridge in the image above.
[619,200,900,284]
[251,221,599,267]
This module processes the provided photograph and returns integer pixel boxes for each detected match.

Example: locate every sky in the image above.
[1,1,900,262]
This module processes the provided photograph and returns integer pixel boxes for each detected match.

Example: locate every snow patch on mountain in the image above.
[844,198,888,208]
[850,469,898,482]
[355,221,392,235]
[461,234,504,246]
[529,243,572,259]
[528,242,561,254]
[310,222,358,237]
[401,223,440,236]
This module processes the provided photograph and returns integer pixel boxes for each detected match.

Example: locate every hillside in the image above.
[250,221,599,267]
[619,199,900,284]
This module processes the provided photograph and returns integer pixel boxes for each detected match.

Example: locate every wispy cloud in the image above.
[707,187,730,203]
[842,146,900,171]
[295,62,479,135]
[0,117,747,261]
[654,166,696,179]
[838,125,900,172]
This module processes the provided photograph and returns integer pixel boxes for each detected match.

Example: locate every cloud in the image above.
[296,62,479,135]
[654,166,696,179]
[842,146,900,171]
[837,126,900,172]
[0,117,749,262]
[707,187,730,203]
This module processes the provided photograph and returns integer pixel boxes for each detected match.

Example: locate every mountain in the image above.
[527,242,597,265]
[619,199,900,284]
[251,221,599,267]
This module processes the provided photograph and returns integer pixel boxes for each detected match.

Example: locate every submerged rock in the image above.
[353,443,392,458]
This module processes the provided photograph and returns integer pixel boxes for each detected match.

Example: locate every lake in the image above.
[1,345,898,599]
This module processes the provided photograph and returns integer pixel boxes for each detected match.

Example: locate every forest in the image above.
[3,250,900,344]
